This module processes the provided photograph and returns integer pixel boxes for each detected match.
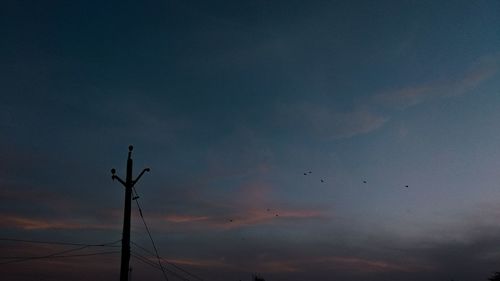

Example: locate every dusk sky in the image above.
[2,1,500,280]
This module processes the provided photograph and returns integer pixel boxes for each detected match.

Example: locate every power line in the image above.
[49,250,120,258]
[131,252,162,271]
[0,250,120,260]
[131,251,192,281]
[0,245,88,265]
[0,237,121,247]
[0,239,121,266]
[132,186,169,281]
[131,241,205,281]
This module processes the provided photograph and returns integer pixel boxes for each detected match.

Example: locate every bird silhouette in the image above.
[320,179,324,183]
[363,180,367,184]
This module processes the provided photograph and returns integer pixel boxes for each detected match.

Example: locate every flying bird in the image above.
[363,180,367,184]
[320,179,324,183]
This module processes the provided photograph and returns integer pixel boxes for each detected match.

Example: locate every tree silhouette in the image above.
[253,274,265,281]
[489,272,500,281]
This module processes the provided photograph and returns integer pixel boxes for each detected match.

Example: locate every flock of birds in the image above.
[304,170,409,188]
[228,208,279,223]
[226,171,409,223]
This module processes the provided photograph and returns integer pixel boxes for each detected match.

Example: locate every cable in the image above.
[0,239,121,266]
[131,189,206,281]
[132,187,169,281]
[131,251,192,281]
[55,250,120,258]
[1,250,120,260]
[131,241,205,281]
[0,245,88,265]
[0,250,120,259]
[0,238,121,247]
[131,252,162,271]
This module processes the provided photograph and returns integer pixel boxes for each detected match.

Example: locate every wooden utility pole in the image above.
[111,145,150,281]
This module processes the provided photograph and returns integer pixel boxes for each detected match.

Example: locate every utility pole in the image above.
[111,145,150,281]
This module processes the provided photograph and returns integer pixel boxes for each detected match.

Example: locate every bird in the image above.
[229,219,233,222]
[404,185,409,188]
[363,180,367,184]
[267,208,270,212]
[303,173,307,175]
[275,214,279,217]
[308,171,312,174]
[320,179,324,183]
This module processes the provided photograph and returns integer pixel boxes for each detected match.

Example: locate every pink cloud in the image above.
[251,256,432,274]
[166,257,232,268]
[322,256,427,273]
[217,208,326,229]
[154,207,327,231]
[0,214,118,230]
[163,214,210,223]
[142,181,332,231]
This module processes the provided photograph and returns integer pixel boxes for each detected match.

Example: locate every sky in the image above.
[1,0,500,280]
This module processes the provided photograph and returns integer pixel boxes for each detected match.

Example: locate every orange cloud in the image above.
[0,214,118,230]
[219,208,326,229]
[166,257,232,268]
[154,207,326,231]
[251,256,432,274]
[322,256,425,273]
[163,214,210,223]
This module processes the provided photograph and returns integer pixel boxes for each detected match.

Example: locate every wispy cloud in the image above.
[0,187,81,213]
[247,255,431,274]
[376,53,500,109]
[163,214,211,223]
[276,53,500,141]
[0,214,118,230]
[320,256,428,273]
[277,103,388,140]
[165,257,232,269]
[155,207,326,231]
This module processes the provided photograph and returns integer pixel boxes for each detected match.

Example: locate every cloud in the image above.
[376,53,500,109]
[149,181,330,231]
[164,257,232,269]
[0,214,118,230]
[277,103,388,140]
[153,207,326,231]
[251,255,430,274]
[163,214,211,223]
[0,186,81,213]
[274,53,500,141]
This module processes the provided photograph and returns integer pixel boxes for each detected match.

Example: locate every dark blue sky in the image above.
[2,1,500,280]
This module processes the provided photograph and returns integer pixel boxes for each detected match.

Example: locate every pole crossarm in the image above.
[133,168,151,186]
[112,173,127,186]
[111,145,150,281]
